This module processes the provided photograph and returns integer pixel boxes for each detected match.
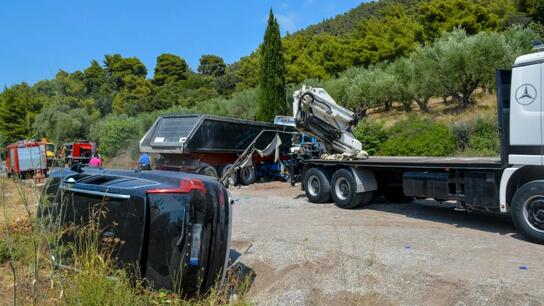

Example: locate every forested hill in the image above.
[0,0,542,158]
[295,0,419,36]
[264,0,542,84]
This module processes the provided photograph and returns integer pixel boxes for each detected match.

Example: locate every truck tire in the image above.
[239,165,256,185]
[511,180,544,244]
[220,164,237,186]
[199,165,218,178]
[331,168,372,209]
[303,167,331,203]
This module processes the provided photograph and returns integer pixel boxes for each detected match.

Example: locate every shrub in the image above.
[466,117,500,156]
[0,238,12,263]
[451,121,471,152]
[451,116,500,156]
[0,234,31,264]
[379,117,456,156]
[353,120,388,156]
[89,115,142,158]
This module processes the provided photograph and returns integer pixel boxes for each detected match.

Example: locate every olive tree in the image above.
[422,28,536,108]
[346,66,397,112]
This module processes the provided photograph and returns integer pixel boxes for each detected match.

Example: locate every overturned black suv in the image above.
[40,167,232,294]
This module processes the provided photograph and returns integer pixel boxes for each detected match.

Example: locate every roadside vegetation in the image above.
[74,26,540,159]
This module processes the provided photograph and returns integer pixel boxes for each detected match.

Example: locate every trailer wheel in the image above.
[303,167,331,203]
[199,165,218,178]
[220,164,237,186]
[239,165,256,185]
[511,180,544,244]
[331,169,372,209]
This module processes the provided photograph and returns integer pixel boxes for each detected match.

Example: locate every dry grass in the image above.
[103,149,138,169]
[0,178,40,233]
[367,91,497,128]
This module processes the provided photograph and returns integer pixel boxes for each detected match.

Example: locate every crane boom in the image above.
[292,86,367,159]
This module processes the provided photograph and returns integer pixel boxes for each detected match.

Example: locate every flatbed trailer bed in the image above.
[304,156,503,170]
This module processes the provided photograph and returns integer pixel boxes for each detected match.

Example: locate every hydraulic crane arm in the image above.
[293,86,367,158]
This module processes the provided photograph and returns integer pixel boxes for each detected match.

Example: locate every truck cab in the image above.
[508,51,544,165]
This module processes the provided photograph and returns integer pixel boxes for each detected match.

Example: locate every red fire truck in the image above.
[6,141,48,178]
[61,141,96,166]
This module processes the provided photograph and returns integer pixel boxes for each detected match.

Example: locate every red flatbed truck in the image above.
[297,51,544,244]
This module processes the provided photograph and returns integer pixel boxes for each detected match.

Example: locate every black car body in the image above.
[41,167,232,294]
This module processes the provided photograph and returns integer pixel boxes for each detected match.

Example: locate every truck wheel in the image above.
[220,164,237,186]
[383,188,414,203]
[199,165,218,178]
[331,169,371,209]
[303,167,331,203]
[239,165,255,185]
[511,180,544,244]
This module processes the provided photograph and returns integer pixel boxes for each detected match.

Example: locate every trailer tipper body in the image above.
[295,50,544,244]
[140,114,295,184]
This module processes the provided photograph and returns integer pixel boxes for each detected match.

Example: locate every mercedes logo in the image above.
[515,84,537,105]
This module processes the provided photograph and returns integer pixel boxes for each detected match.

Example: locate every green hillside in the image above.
[0,0,542,158]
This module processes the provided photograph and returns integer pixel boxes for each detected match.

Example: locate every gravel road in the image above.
[229,181,544,306]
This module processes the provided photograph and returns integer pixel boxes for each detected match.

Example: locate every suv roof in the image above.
[49,167,219,192]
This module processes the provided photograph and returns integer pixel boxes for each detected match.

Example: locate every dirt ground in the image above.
[229,181,544,306]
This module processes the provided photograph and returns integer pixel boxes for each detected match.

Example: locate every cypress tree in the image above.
[257,9,287,121]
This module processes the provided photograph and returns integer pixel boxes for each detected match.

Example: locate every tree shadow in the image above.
[363,197,529,242]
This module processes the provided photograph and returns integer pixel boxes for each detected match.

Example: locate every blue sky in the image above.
[0,0,364,88]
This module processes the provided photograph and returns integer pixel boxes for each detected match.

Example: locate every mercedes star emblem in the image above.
[515,84,537,105]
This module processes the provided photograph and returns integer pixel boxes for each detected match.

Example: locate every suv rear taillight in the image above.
[146,178,206,194]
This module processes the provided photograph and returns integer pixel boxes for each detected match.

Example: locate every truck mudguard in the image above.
[351,167,377,193]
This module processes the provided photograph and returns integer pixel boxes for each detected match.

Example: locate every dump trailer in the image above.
[140,114,296,185]
[6,141,48,178]
[295,50,544,244]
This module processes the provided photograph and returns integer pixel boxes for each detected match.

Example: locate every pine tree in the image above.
[257,9,287,121]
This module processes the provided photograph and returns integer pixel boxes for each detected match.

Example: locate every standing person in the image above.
[139,152,151,170]
[89,153,102,167]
